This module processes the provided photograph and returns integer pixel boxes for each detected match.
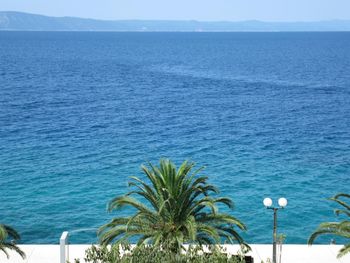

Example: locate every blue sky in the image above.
[1,0,350,21]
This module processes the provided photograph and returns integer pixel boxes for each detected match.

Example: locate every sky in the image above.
[1,0,350,22]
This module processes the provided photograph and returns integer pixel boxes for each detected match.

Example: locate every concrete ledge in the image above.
[0,244,349,263]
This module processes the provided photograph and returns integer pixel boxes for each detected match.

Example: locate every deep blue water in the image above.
[0,32,349,244]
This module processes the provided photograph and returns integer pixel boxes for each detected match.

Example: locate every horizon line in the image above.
[1,10,350,24]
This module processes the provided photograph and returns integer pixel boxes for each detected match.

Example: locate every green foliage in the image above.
[308,193,350,258]
[98,159,248,253]
[73,244,249,263]
[0,224,26,259]
[277,233,286,244]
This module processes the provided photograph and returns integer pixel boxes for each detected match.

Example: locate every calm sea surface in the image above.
[0,32,349,244]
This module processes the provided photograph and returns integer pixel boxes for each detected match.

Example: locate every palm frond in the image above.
[99,159,247,253]
[338,243,350,258]
[1,243,26,259]
[308,193,350,258]
[329,196,350,211]
[0,224,25,259]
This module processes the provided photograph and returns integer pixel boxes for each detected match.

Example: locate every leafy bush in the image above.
[72,243,251,263]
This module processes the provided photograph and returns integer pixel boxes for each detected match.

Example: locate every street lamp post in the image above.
[263,197,287,263]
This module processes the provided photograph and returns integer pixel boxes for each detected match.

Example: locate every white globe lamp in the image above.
[263,197,273,207]
[278,197,288,208]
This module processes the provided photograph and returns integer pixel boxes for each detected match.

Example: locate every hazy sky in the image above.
[1,0,350,22]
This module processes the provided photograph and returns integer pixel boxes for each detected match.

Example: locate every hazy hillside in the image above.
[1,11,350,31]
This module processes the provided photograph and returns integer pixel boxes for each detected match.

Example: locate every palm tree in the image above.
[308,193,350,258]
[98,159,248,252]
[0,224,25,259]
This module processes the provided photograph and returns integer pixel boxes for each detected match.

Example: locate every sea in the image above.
[0,32,349,244]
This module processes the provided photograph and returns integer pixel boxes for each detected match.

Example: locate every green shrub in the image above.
[72,243,250,263]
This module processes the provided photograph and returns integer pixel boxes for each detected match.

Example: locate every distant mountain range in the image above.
[1,11,350,32]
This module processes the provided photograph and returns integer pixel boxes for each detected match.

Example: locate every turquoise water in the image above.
[0,32,349,244]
